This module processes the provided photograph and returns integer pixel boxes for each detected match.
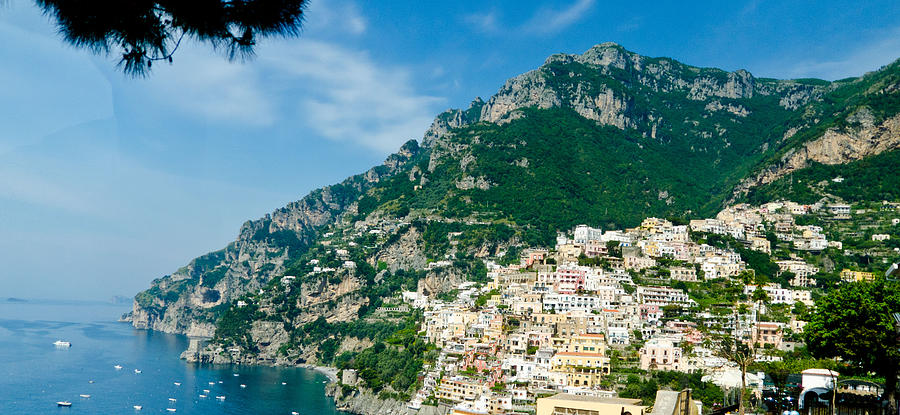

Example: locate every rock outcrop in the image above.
[130,141,423,335]
[326,383,411,415]
[732,111,900,200]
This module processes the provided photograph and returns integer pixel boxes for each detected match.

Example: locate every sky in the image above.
[1,0,899,301]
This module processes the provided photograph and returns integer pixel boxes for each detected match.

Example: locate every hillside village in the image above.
[254,199,900,415]
[123,43,900,415]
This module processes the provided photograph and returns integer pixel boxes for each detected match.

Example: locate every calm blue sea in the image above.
[0,300,340,414]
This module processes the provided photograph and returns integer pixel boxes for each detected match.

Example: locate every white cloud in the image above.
[783,27,900,80]
[304,0,368,36]
[525,0,595,35]
[261,40,443,152]
[144,46,277,126]
[465,10,500,33]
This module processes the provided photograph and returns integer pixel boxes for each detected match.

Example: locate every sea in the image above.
[0,299,341,414]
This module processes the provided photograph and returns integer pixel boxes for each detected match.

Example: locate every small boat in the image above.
[203,389,210,393]
[292,412,299,415]
[217,381,223,384]
[57,401,72,407]
[199,394,207,398]
[54,340,71,347]
[114,365,123,370]
[239,384,246,388]
[208,382,215,385]
[233,373,239,377]
[216,395,226,401]
[88,380,94,384]
[79,394,91,398]
[134,369,142,374]
[281,382,287,385]
[173,382,181,386]
[166,409,176,412]
[168,398,177,402]
[133,405,142,410]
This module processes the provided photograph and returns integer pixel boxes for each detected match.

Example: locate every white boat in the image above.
[53,340,71,347]
[134,369,142,374]
[216,395,226,401]
[114,365,123,370]
[168,398,177,402]
[133,405,142,410]
[203,389,210,393]
[199,394,207,398]
[173,382,181,386]
[233,373,239,377]
[166,409,176,412]
[281,382,287,385]
[208,382,215,385]
[57,401,72,407]
[218,381,223,384]
[79,394,90,398]
[292,412,299,415]
[239,384,246,388]
[88,380,94,383]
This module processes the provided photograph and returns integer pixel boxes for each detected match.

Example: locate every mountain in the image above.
[127,42,900,355]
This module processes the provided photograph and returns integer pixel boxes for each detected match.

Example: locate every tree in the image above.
[709,308,757,415]
[35,0,308,76]
[805,279,900,412]
[751,287,770,312]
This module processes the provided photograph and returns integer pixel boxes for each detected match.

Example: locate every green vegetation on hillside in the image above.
[747,149,900,204]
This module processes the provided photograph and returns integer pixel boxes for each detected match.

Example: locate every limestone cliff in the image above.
[732,111,900,201]
[129,140,424,335]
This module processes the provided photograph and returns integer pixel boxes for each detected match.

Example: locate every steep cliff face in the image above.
[129,140,424,335]
[733,111,900,200]
[477,42,822,134]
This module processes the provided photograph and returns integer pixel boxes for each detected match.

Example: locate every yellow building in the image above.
[537,394,646,415]
[551,352,611,388]
[437,377,487,402]
[840,269,876,283]
[562,333,608,355]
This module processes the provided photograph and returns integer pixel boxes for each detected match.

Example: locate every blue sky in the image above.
[1,0,899,301]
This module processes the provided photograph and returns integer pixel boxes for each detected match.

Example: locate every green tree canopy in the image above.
[805,279,900,409]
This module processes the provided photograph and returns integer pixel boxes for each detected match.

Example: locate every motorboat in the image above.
[134,369,142,374]
[79,394,90,398]
[114,365,123,370]
[216,396,226,401]
[57,401,72,407]
[168,398,176,402]
[133,405,142,410]
[239,384,246,388]
[166,409,176,412]
[173,382,181,386]
[53,340,71,347]
[199,394,207,398]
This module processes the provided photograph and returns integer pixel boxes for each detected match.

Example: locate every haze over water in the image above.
[0,300,340,414]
